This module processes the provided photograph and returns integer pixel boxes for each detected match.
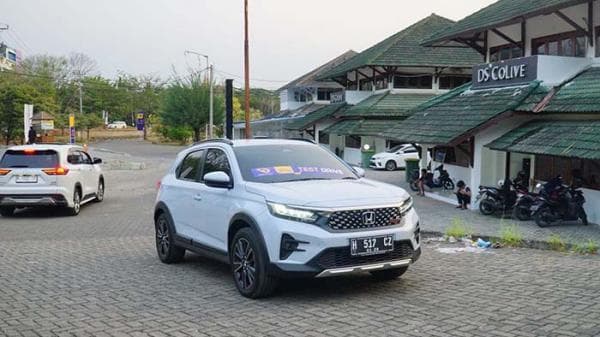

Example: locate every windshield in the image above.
[234,144,357,183]
[0,150,59,168]
[387,145,405,153]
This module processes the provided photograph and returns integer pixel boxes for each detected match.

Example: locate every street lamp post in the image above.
[184,50,214,139]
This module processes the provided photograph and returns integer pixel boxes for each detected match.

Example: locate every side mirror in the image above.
[204,171,233,189]
[93,157,102,164]
[352,166,366,178]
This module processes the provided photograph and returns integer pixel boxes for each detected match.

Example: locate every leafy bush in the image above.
[499,224,523,247]
[445,218,472,239]
[158,125,192,144]
[548,234,566,252]
[573,240,599,255]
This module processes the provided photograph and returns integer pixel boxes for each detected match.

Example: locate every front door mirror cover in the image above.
[203,171,233,189]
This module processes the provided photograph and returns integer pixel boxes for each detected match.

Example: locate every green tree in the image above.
[78,112,104,140]
[161,76,224,142]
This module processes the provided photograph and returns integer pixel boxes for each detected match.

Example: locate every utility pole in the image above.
[209,64,214,139]
[78,81,83,114]
[244,0,251,139]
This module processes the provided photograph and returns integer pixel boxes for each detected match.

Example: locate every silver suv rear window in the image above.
[0,150,59,168]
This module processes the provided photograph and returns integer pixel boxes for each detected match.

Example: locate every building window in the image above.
[317,89,332,101]
[345,135,361,149]
[393,75,433,89]
[294,91,311,102]
[489,44,523,62]
[534,156,600,190]
[532,31,586,57]
[318,131,329,145]
[433,139,473,168]
[439,76,471,90]
[374,76,388,90]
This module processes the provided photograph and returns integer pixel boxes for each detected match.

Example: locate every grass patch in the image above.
[573,240,599,255]
[499,224,523,247]
[548,234,567,252]
[445,218,472,239]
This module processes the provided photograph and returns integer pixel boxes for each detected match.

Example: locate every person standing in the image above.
[455,180,471,210]
[27,127,37,144]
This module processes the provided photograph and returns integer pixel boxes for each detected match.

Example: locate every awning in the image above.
[284,104,347,131]
[486,120,600,160]
[380,81,543,145]
[323,119,392,137]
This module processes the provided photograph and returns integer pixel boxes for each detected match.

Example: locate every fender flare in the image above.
[228,213,269,256]
[154,201,177,234]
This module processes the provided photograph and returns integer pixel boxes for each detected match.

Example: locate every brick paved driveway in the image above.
[1,140,599,337]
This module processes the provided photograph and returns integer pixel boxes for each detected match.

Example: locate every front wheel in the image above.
[534,206,553,227]
[385,161,397,171]
[0,207,15,217]
[230,228,278,299]
[370,267,408,281]
[479,199,496,215]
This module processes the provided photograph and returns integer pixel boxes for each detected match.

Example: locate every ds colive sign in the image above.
[472,56,538,89]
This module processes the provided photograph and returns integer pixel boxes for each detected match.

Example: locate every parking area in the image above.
[1,140,599,337]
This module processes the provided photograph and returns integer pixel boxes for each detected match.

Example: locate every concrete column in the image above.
[419,145,430,170]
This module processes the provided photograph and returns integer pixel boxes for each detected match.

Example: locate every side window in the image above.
[176,150,205,182]
[202,149,231,179]
[67,151,82,165]
[79,151,92,165]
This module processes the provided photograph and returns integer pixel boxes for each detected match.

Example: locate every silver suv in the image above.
[154,139,420,298]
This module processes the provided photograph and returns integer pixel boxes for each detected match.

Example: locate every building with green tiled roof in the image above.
[383,0,600,224]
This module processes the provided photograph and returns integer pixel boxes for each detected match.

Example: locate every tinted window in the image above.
[234,144,357,183]
[68,151,85,165]
[177,150,205,181]
[203,149,231,178]
[0,150,59,168]
[79,151,92,164]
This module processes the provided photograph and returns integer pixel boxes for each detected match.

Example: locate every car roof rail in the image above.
[191,138,234,147]
[249,136,315,144]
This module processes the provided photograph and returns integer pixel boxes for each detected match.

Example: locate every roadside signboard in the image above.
[136,112,145,131]
[69,114,75,144]
[24,104,33,143]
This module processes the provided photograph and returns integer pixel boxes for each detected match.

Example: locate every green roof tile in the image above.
[380,82,542,145]
[344,92,436,118]
[486,120,600,160]
[323,119,393,137]
[542,67,600,114]
[319,14,481,80]
[284,104,347,130]
[424,0,587,46]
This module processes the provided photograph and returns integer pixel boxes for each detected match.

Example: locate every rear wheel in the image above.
[155,213,185,263]
[579,207,589,226]
[230,228,278,299]
[370,267,408,281]
[385,161,397,171]
[409,180,420,192]
[479,199,496,215]
[67,189,81,216]
[534,206,553,227]
[513,207,531,221]
[0,207,15,217]
[443,179,455,190]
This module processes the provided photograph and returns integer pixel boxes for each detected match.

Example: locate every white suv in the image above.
[154,139,421,298]
[369,144,420,171]
[0,144,105,216]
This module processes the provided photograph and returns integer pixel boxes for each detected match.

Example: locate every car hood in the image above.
[245,179,409,208]
[371,152,396,159]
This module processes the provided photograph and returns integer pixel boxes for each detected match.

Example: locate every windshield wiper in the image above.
[8,165,29,168]
[342,177,358,180]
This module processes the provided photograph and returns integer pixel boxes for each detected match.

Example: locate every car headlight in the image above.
[399,196,413,214]
[267,202,319,223]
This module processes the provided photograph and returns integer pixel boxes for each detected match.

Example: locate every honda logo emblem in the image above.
[362,211,375,225]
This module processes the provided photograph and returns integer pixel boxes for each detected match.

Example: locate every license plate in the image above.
[351,235,394,256]
[16,175,38,183]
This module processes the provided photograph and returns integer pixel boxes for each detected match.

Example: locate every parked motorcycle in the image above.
[512,190,538,221]
[476,179,523,215]
[531,184,588,227]
[410,164,454,192]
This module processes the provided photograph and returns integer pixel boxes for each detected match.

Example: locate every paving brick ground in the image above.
[366,170,600,246]
[1,140,599,337]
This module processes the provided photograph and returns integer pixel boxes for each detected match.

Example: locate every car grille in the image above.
[313,241,414,270]
[327,207,401,230]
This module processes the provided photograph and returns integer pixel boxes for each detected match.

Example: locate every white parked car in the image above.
[107,121,128,129]
[370,144,420,171]
[154,139,420,298]
[0,144,104,216]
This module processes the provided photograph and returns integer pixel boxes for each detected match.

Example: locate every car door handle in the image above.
[193,194,202,201]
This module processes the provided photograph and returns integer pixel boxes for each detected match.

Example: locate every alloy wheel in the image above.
[156,217,170,257]
[73,192,81,214]
[96,181,104,201]
[232,238,256,291]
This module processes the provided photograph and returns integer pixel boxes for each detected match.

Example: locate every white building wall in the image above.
[345,90,374,105]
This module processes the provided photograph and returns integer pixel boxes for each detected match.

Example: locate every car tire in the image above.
[370,266,408,281]
[230,228,278,299]
[385,161,397,171]
[0,207,15,217]
[67,188,82,216]
[94,179,104,202]
[155,213,186,264]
